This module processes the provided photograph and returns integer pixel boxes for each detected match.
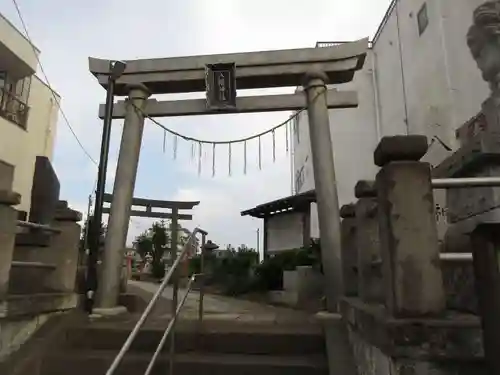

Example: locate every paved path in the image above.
[128,280,316,324]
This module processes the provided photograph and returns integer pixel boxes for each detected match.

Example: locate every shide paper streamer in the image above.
[130,89,324,177]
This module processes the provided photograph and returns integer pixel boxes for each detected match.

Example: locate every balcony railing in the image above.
[0,87,29,129]
[316,41,373,49]
[315,41,349,48]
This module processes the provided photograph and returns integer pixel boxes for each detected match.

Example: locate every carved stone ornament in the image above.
[467,1,500,94]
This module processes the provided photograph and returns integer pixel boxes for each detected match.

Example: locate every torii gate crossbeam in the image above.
[89,39,367,95]
[98,90,359,119]
[89,39,369,312]
[102,193,199,220]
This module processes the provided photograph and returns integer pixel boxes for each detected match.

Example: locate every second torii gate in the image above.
[89,39,369,311]
[99,193,199,306]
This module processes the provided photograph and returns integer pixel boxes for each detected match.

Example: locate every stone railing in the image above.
[0,161,81,361]
[337,135,488,374]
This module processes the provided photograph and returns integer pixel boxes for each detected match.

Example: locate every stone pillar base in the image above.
[91,305,128,318]
[339,298,487,374]
[315,311,357,375]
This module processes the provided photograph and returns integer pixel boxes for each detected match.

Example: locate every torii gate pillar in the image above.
[96,84,150,309]
[303,72,343,311]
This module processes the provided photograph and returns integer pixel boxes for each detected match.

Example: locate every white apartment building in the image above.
[292,0,490,238]
[0,13,59,214]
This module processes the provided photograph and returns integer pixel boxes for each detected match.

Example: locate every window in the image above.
[0,73,30,129]
[417,3,429,36]
[14,76,31,103]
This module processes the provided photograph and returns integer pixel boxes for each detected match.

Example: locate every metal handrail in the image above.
[432,177,500,189]
[440,252,473,262]
[370,253,473,268]
[144,273,199,375]
[105,227,202,375]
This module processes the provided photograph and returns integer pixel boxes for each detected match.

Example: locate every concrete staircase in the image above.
[40,319,329,375]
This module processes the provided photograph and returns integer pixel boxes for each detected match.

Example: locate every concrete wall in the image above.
[348,329,393,375]
[270,266,323,310]
[0,314,50,362]
[0,13,39,75]
[266,211,304,253]
[0,76,59,214]
[347,327,485,375]
[292,0,490,238]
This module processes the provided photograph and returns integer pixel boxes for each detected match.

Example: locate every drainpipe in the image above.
[370,49,382,141]
[43,97,54,156]
[436,0,456,149]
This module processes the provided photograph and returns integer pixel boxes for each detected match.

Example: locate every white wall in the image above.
[440,0,489,132]
[293,55,380,237]
[292,0,490,238]
[293,71,380,195]
[0,76,59,213]
[266,211,304,253]
[382,0,488,166]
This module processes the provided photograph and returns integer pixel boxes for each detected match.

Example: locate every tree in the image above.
[133,220,171,278]
[151,221,169,264]
[134,231,153,260]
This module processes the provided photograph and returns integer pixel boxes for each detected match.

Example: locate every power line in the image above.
[11,0,98,167]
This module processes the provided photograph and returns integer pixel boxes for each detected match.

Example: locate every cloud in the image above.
[169,157,291,249]
[4,0,394,249]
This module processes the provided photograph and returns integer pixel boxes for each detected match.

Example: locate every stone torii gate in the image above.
[88,39,368,311]
[100,193,199,309]
[102,193,199,221]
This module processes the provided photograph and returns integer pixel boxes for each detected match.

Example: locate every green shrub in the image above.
[151,261,166,279]
[254,259,283,290]
[189,249,259,295]
[188,255,202,276]
[252,243,323,291]
[223,274,254,296]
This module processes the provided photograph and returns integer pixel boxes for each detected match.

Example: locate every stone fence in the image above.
[338,134,496,375]
[0,160,81,361]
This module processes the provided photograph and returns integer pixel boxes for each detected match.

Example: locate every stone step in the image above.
[65,326,326,356]
[41,350,328,375]
[8,261,56,294]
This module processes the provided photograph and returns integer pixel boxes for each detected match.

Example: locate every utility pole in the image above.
[85,60,127,314]
[83,194,93,254]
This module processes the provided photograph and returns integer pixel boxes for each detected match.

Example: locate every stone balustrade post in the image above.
[0,161,20,308]
[45,201,82,293]
[354,180,383,303]
[340,204,358,297]
[375,135,445,317]
[470,224,500,374]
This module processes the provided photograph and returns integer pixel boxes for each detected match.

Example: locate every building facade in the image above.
[0,13,59,215]
[292,0,489,238]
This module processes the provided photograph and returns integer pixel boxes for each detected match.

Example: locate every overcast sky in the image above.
[1,0,392,250]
